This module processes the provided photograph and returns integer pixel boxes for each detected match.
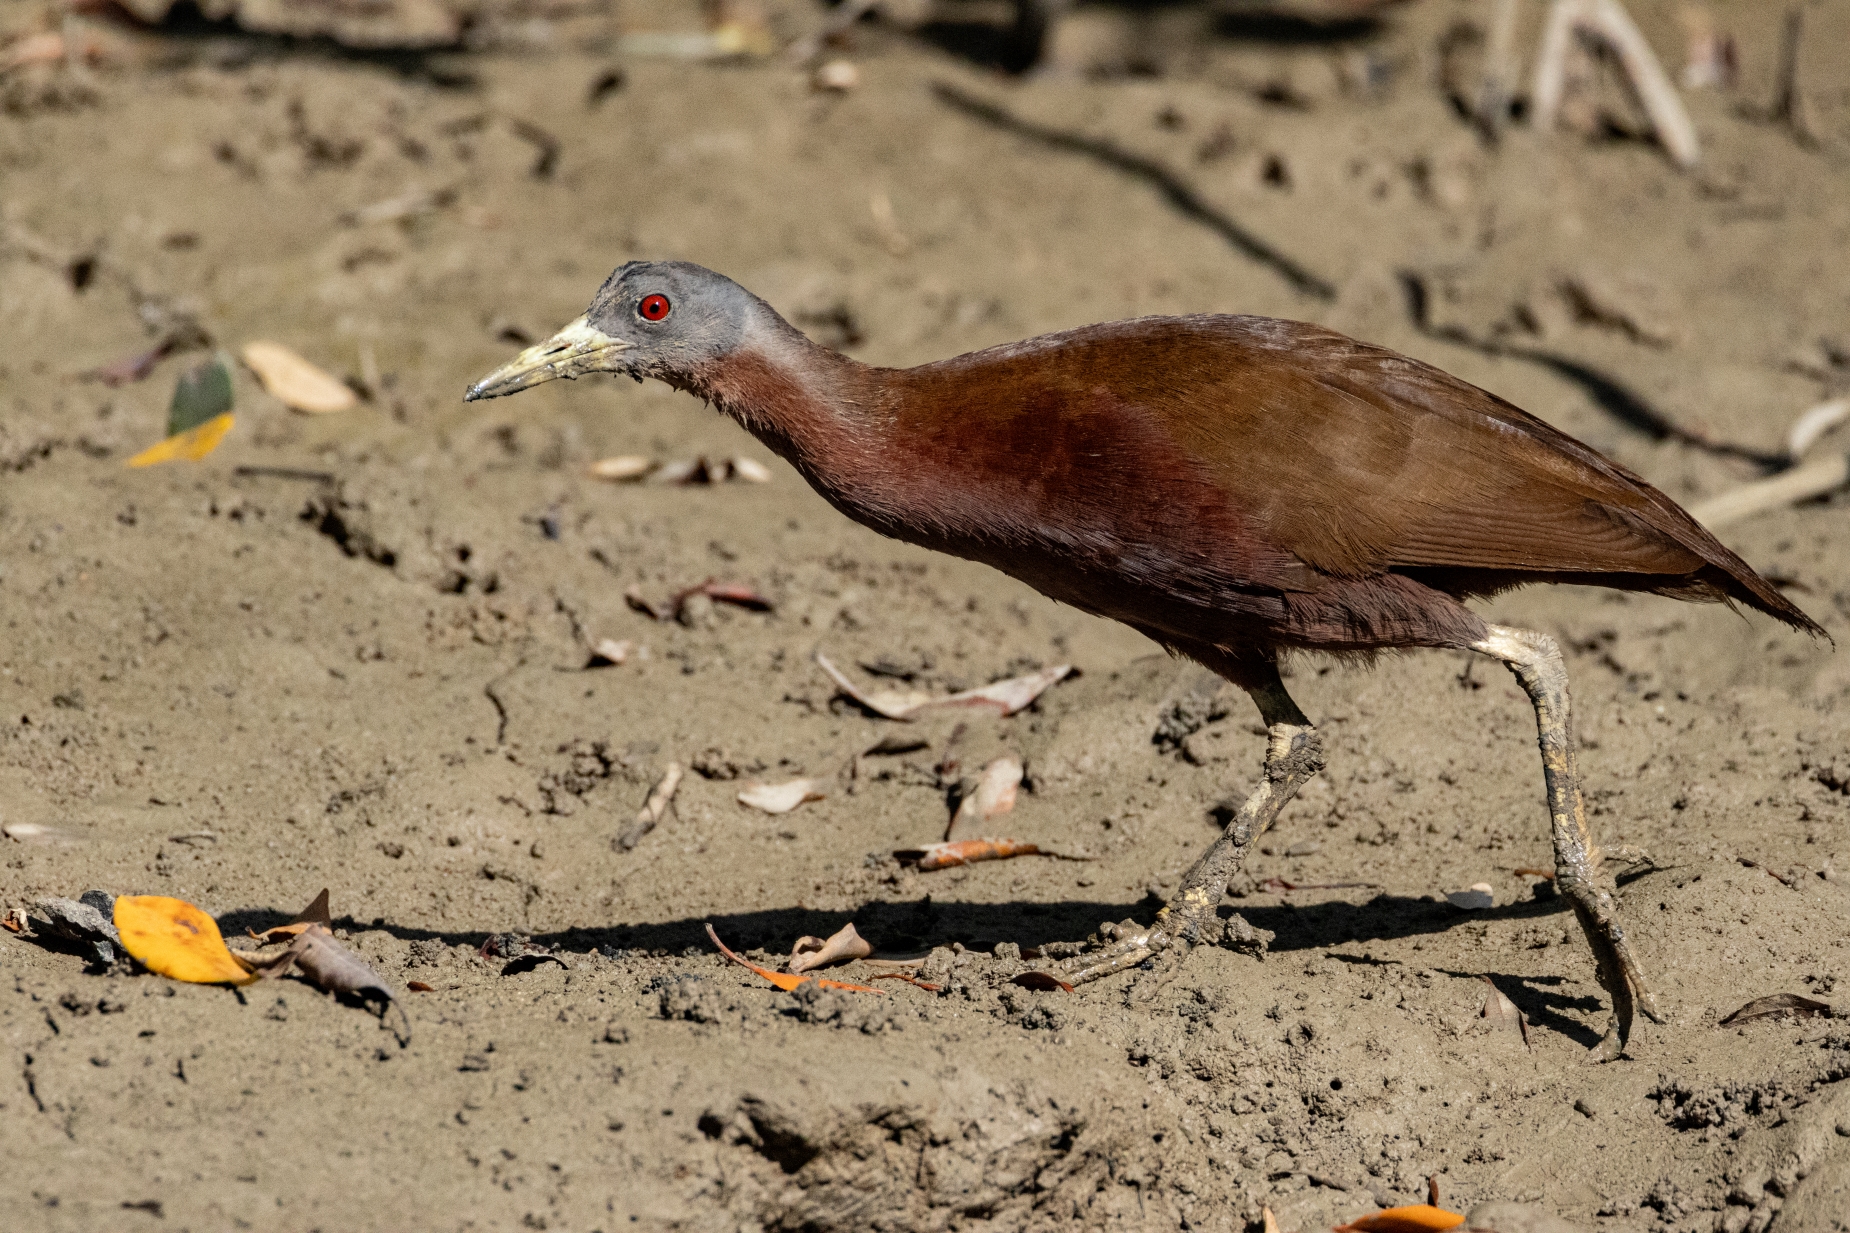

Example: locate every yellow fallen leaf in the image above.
[125,412,235,467]
[241,340,357,414]
[114,895,256,985]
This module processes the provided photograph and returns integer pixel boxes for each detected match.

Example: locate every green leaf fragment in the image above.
[168,356,234,436]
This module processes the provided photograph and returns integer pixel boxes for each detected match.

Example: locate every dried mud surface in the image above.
[3,2,1849,1230]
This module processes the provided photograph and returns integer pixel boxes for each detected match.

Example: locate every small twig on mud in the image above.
[1736,855,1799,889]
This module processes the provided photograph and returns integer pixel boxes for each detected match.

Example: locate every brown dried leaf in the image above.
[1719,993,1834,1025]
[252,922,410,1042]
[788,922,872,974]
[1011,971,1074,993]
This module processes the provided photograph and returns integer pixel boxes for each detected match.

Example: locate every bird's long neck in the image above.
[679,319,891,492]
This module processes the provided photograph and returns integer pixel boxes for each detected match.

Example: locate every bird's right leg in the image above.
[1472,623,1664,1061]
[1055,667,1324,989]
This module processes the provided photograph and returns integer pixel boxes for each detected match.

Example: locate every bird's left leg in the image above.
[1472,623,1665,1061]
[1056,666,1324,989]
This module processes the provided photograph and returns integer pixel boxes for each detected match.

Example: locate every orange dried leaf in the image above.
[407,980,435,992]
[114,895,257,985]
[126,412,234,467]
[1333,1205,1465,1232]
[896,838,1043,871]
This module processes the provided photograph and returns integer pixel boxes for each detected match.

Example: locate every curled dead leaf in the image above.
[788,922,872,974]
[738,777,826,815]
[241,341,356,414]
[114,895,256,985]
[244,890,408,1041]
[815,653,1072,721]
[706,924,883,994]
[407,980,434,992]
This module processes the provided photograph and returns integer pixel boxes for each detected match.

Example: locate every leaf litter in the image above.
[114,895,256,986]
[737,777,827,815]
[947,755,1021,840]
[241,341,357,414]
[705,924,882,994]
[787,922,871,974]
[626,578,774,621]
[126,355,235,467]
[241,889,411,1043]
[816,653,1070,721]
[1718,992,1834,1025]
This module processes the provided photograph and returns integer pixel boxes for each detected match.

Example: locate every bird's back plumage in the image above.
[787,314,1820,654]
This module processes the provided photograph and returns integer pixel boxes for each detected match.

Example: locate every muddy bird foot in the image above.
[1053,904,1271,999]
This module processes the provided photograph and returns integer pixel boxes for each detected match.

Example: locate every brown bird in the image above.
[468,261,1821,1060]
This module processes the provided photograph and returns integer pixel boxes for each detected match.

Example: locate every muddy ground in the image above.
[3,1,1849,1230]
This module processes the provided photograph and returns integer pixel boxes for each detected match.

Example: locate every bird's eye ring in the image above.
[639,294,671,322]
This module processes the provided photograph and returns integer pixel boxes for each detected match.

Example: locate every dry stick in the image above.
[1786,398,1850,461]
[1687,451,1850,531]
[616,762,684,851]
[1532,0,1699,168]
[1770,6,1817,147]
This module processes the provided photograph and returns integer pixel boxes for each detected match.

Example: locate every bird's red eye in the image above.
[639,294,671,322]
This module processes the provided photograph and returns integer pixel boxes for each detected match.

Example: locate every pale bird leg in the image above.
[1057,669,1324,993]
[1472,623,1665,1062]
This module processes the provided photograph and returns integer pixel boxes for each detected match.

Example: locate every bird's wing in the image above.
[1163,321,1713,581]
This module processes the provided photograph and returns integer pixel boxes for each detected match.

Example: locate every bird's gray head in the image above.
[464,261,771,402]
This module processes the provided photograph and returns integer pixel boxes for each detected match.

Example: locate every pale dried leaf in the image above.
[948,756,1023,840]
[241,341,357,413]
[589,638,633,665]
[587,455,653,481]
[788,922,872,974]
[728,456,772,482]
[816,653,1070,721]
[737,777,826,814]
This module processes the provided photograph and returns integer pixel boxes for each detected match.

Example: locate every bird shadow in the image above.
[932,80,1336,301]
[910,1,1386,75]
[1442,968,1606,1048]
